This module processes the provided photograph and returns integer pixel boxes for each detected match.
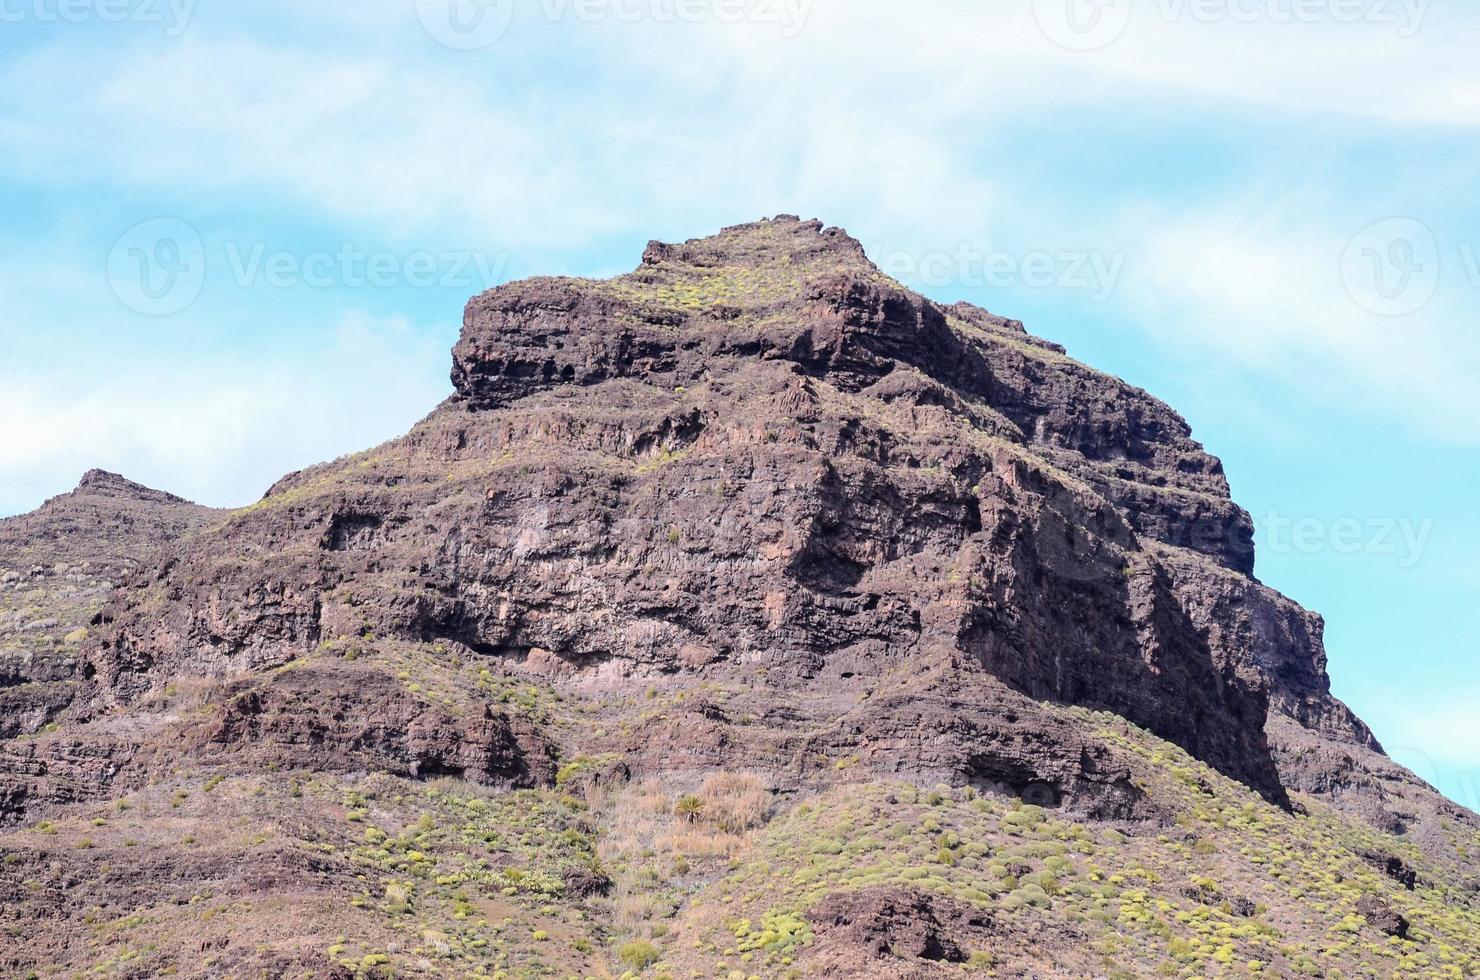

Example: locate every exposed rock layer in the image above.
[56,216,1384,817]
[0,472,213,738]
[1,216,1474,980]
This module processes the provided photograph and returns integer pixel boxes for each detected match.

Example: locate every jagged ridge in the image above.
[0,472,213,739]
[1,216,1474,980]
[72,216,1353,806]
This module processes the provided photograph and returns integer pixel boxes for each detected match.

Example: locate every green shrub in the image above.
[1017,884,1052,908]
[618,939,661,971]
[1003,805,1047,830]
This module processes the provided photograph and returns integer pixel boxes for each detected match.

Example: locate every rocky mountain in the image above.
[0,471,214,739]
[2,216,1476,979]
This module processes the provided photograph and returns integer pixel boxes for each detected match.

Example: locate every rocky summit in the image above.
[0,471,215,741]
[2,216,1477,979]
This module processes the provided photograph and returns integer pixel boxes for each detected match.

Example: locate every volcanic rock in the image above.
[3,216,1477,979]
[79,217,1308,808]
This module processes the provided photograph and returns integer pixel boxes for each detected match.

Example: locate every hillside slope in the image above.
[0,471,215,740]
[1,216,1473,979]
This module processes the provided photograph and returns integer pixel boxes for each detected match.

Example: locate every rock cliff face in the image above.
[0,472,214,739]
[3,217,1475,979]
[72,218,1365,808]
[80,217,1292,807]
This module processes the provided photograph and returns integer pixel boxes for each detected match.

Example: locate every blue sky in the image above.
[1,1,1477,802]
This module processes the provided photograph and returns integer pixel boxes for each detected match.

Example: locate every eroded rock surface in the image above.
[78,218,1317,809]
[804,887,996,976]
[3,216,1475,979]
[0,472,214,739]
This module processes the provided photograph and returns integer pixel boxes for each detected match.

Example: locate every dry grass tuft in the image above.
[664,828,747,859]
[597,772,773,874]
[698,772,770,834]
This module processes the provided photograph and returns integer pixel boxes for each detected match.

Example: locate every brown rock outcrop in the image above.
[804,887,995,977]
[67,217,1367,810]
[2,216,1445,835]
[1356,894,1410,939]
[0,472,214,738]
[4,215,1477,980]
[196,663,556,787]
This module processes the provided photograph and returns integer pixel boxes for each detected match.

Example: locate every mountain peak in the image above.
[6,216,1472,980]
[639,214,872,272]
[71,469,190,505]
[451,214,990,415]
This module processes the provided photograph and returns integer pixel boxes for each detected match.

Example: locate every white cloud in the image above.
[1376,695,1480,810]
[0,311,452,516]
[0,38,616,249]
[1109,198,1480,440]
[661,0,1480,126]
[6,1,1478,250]
[3,0,1480,520]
